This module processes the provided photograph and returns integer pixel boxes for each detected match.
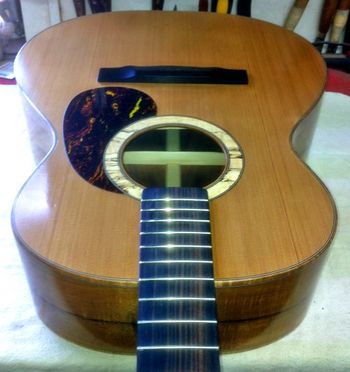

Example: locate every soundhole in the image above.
[103,115,243,200]
[122,127,226,188]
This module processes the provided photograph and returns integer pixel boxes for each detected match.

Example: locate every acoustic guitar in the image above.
[12,11,336,371]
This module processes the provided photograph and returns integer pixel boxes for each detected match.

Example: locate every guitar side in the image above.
[12,12,336,352]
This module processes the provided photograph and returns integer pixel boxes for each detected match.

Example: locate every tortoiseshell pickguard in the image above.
[63,87,157,192]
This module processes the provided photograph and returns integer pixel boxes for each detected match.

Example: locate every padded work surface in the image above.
[1,86,349,371]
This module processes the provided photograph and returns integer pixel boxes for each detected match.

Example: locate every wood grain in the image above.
[12,12,336,352]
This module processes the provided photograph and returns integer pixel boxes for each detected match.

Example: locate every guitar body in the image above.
[12,12,336,353]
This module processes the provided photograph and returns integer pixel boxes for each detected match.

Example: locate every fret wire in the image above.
[138,320,217,324]
[137,346,219,350]
[141,208,209,212]
[141,219,210,223]
[139,260,212,264]
[140,231,211,235]
[139,297,215,301]
[140,245,212,249]
[141,198,208,202]
[139,277,214,281]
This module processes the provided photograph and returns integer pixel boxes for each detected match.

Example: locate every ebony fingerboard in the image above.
[137,188,220,372]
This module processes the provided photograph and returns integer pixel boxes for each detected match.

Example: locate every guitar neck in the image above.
[137,187,220,371]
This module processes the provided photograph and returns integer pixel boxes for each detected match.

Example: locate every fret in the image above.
[141,207,209,212]
[142,198,209,202]
[138,300,217,321]
[140,247,213,262]
[141,222,210,235]
[140,231,211,235]
[138,320,218,324]
[139,277,214,282]
[137,187,220,371]
[141,234,212,246]
[141,200,209,209]
[141,203,209,210]
[139,260,213,264]
[140,244,212,248]
[137,323,218,346]
[141,219,210,223]
[138,297,215,301]
[141,208,209,220]
[140,262,214,278]
[139,279,216,298]
[138,346,220,350]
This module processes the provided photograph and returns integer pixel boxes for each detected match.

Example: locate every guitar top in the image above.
[12,12,336,353]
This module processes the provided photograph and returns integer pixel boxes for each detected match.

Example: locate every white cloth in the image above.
[1,87,349,371]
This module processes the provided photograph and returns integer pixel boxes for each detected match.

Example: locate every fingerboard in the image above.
[137,188,220,372]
